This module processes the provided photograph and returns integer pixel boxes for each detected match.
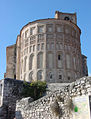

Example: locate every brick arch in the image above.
[29,53,35,70]
[37,52,43,69]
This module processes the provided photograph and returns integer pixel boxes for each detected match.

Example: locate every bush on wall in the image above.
[21,81,47,100]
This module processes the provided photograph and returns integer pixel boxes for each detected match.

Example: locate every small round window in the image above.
[64,17,70,21]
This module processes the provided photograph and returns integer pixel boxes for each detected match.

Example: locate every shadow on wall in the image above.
[15,111,23,119]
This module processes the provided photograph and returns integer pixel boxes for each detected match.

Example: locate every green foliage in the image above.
[21,81,47,100]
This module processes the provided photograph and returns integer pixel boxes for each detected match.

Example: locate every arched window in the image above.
[47,52,53,68]
[49,72,54,80]
[57,53,63,68]
[66,54,71,69]
[37,52,43,69]
[29,71,33,81]
[59,75,62,79]
[37,70,43,80]
[29,54,34,70]
[24,56,27,72]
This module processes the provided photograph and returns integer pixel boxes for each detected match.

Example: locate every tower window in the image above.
[64,17,70,21]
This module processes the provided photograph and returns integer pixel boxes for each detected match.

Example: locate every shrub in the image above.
[21,81,47,100]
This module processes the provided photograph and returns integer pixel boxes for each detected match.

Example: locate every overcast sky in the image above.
[0,0,91,79]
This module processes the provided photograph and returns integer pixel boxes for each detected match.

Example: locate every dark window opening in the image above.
[68,76,70,80]
[50,74,52,79]
[64,17,70,21]
[58,55,61,60]
[14,75,16,79]
[59,75,62,79]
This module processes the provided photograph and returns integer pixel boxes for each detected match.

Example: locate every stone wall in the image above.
[0,77,91,119]
[47,83,70,94]
[0,78,24,119]
[16,76,91,119]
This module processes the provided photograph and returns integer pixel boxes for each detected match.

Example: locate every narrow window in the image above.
[14,75,16,79]
[48,53,53,68]
[30,46,32,52]
[50,74,52,79]
[37,52,43,69]
[37,44,40,51]
[68,76,70,80]
[58,55,61,60]
[30,27,35,35]
[73,57,76,70]
[41,43,44,50]
[59,75,62,79]
[33,45,35,52]
[29,54,34,70]
[66,54,71,69]
[49,72,53,79]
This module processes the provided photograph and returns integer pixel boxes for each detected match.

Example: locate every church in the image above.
[4,11,88,83]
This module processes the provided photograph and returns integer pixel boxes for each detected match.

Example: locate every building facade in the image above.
[5,11,88,83]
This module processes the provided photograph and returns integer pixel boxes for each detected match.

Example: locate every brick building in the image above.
[5,11,88,83]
